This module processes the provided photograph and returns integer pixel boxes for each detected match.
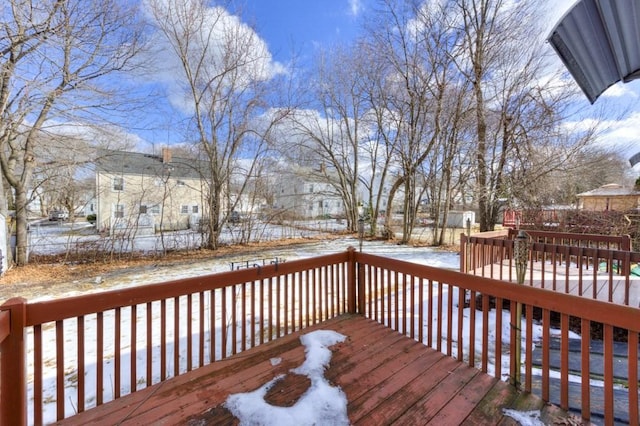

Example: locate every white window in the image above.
[141,203,160,215]
[181,205,189,214]
[113,177,124,191]
[192,205,199,214]
[114,204,125,218]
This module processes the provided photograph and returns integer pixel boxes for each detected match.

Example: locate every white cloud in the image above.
[348,0,362,17]
[142,0,285,114]
[601,82,639,99]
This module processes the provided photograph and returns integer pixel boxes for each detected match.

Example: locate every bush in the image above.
[86,214,97,224]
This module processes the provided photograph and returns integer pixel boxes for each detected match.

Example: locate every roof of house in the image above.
[96,149,205,179]
[576,183,640,197]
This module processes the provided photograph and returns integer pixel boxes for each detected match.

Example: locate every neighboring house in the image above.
[273,168,344,219]
[576,183,640,211]
[95,148,208,234]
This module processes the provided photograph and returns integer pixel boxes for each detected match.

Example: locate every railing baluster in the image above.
[628,330,639,425]
[467,290,475,367]
[481,293,488,371]
[56,320,64,420]
[97,312,104,406]
[603,324,614,422]
[495,298,504,380]
[130,305,137,393]
[560,313,569,410]
[221,287,227,357]
[456,286,464,361]
[250,281,256,347]
[115,307,121,399]
[187,293,193,368]
[214,289,218,363]
[160,299,166,379]
[580,318,591,421]
[284,274,289,335]
[146,302,152,386]
[542,309,550,402]
[173,296,179,376]
[305,270,310,328]
[34,324,43,426]
[427,279,433,347]
[524,304,533,391]
[231,286,237,353]
[410,275,416,340]
[199,292,205,368]
[241,283,247,351]
[77,315,85,412]
[436,281,442,352]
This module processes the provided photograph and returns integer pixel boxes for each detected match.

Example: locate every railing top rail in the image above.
[25,251,350,327]
[468,230,510,239]
[507,228,631,244]
[355,252,640,333]
[528,241,640,261]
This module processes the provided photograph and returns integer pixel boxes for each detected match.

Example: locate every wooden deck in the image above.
[56,314,575,425]
[474,260,640,307]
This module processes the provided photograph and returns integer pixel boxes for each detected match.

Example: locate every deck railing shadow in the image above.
[1,247,639,425]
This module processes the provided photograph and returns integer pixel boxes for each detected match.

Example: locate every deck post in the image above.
[1,297,27,426]
[347,247,357,313]
[512,231,529,389]
[460,233,470,273]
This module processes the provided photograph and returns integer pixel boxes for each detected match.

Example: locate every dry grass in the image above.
[0,237,334,287]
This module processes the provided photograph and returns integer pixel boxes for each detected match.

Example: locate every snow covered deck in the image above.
[54,315,573,425]
[472,259,640,307]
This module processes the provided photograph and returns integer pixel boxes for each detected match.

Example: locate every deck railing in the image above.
[1,251,353,425]
[356,252,639,425]
[1,247,639,424]
[461,230,640,306]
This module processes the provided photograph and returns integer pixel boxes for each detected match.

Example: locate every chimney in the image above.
[162,147,172,164]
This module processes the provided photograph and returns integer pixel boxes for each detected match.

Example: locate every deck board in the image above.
[56,314,575,425]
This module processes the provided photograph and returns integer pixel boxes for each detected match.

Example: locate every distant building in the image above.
[95,148,208,234]
[272,167,344,219]
[576,183,640,211]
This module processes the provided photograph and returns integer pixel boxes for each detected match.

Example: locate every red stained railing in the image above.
[461,230,640,306]
[356,252,639,425]
[1,246,638,425]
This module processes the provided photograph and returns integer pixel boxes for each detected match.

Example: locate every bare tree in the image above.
[450,0,595,231]
[280,43,372,232]
[362,0,459,243]
[146,0,289,249]
[0,0,143,265]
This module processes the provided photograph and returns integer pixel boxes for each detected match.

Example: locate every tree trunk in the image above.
[14,187,29,266]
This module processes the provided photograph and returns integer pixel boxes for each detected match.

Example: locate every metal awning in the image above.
[548,0,640,104]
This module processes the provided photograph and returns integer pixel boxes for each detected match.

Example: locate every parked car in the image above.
[49,210,69,221]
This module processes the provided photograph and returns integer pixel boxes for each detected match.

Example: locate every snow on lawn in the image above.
[23,239,574,425]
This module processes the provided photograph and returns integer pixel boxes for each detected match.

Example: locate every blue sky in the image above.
[241,0,369,62]
[135,0,640,163]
